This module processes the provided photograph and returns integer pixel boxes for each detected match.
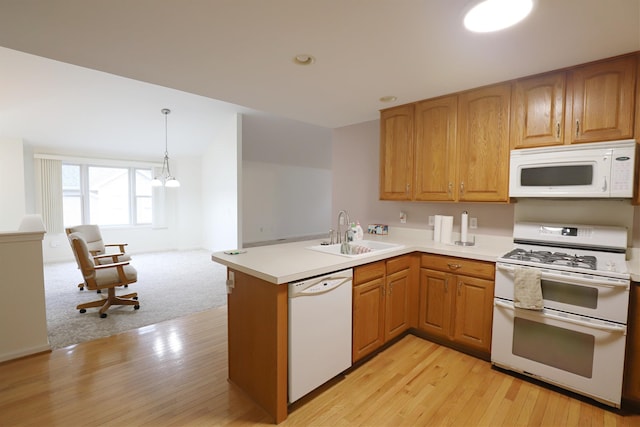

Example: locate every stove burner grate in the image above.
[502,248,597,270]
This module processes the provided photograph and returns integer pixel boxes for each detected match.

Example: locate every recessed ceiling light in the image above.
[293,54,315,65]
[379,96,398,103]
[464,0,534,33]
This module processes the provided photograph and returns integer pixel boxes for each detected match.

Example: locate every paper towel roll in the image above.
[434,215,443,242]
[441,216,453,244]
[461,211,468,243]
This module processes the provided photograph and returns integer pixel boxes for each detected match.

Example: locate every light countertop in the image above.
[212,227,640,284]
[211,228,513,284]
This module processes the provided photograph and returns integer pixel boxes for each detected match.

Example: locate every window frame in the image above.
[61,161,156,228]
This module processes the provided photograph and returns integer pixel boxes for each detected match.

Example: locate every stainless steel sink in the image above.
[306,240,404,258]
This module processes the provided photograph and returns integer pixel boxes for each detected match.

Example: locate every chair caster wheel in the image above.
[97,290,102,294]
[133,296,138,300]
[80,287,84,291]
[134,305,140,310]
[100,313,107,318]
[79,309,86,313]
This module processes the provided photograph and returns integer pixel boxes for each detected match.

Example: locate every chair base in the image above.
[77,287,139,318]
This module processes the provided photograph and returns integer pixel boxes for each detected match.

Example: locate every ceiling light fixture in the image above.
[379,96,398,103]
[151,108,180,188]
[293,54,315,65]
[463,0,534,33]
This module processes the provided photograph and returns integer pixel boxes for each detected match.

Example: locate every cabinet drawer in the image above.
[421,254,494,280]
[386,255,411,275]
[354,261,386,285]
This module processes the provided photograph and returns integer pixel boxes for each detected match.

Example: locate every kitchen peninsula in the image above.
[212,229,512,423]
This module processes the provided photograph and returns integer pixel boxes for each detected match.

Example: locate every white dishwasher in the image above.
[288,268,353,403]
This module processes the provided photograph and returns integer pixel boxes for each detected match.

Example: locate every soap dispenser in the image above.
[355,221,364,240]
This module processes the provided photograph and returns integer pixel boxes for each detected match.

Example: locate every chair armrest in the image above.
[94,260,130,270]
[105,243,128,252]
[93,253,125,263]
[93,252,125,259]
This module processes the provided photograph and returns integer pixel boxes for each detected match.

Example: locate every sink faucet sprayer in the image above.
[336,210,350,244]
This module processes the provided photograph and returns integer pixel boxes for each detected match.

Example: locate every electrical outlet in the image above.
[400,211,407,224]
[470,217,478,229]
[428,216,435,226]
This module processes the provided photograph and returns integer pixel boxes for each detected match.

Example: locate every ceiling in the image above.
[0,0,639,159]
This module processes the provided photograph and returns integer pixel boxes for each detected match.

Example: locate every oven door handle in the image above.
[496,263,628,289]
[493,299,627,334]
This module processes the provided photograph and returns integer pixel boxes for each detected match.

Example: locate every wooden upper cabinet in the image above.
[380,104,414,200]
[569,55,636,144]
[414,96,458,201]
[511,72,566,148]
[457,83,511,202]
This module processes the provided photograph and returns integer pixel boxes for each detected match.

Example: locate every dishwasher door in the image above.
[288,268,353,403]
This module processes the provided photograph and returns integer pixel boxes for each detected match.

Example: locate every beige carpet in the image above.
[44,249,228,349]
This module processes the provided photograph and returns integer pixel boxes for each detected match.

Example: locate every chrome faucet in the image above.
[336,210,350,243]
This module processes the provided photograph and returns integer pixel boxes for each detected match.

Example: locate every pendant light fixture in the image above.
[464,0,534,33]
[151,108,180,188]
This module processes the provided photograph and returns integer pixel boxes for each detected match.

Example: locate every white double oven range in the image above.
[492,221,630,407]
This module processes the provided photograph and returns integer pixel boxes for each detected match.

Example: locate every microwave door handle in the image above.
[602,176,607,192]
[496,263,628,289]
[493,299,627,334]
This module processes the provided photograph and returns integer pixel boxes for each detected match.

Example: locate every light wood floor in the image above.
[1,306,639,426]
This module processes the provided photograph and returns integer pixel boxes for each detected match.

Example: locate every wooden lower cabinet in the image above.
[353,255,414,362]
[352,272,385,361]
[418,254,495,358]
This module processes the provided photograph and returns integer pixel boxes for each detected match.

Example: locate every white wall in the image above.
[243,161,332,243]
[202,113,240,252]
[0,139,26,231]
[0,222,49,362]
[241,114,332,245]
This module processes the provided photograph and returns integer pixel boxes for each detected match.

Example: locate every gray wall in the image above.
[241,114,333,244]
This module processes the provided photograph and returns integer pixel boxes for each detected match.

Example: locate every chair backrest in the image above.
[67,232,96,282]
[66,225,105,255]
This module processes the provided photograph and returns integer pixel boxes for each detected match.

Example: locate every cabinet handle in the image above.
[445,279,448,292]
[460,182,464,195]
[457,281,462,296]
[380,284,385,296]
[448,182,453,197]
[576,120,580,137]
[406,184,410,194]
[556,122,560,139]
[447,263,462,270]
[389,283,393,296]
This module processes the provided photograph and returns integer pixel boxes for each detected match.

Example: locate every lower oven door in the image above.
[491,298,627,407]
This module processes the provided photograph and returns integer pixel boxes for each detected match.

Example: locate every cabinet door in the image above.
[569,56,636,143]
[511,72,566,148]
[418,269,452,340]
[457,83,511,202]
[414,96,458,201]
[385,267,410,341]
[452,275,494,354]
[380,104,414,200]
[352,277,385,362]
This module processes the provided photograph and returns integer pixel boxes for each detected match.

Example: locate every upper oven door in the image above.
[509,146,612,198]
[495,262,630,324]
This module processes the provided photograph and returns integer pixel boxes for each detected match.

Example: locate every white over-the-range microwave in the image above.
[509,139,637,198]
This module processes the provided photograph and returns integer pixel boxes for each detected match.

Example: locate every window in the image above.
[62,163,153,227]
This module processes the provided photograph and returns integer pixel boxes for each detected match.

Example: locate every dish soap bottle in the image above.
[355,221,364,241]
